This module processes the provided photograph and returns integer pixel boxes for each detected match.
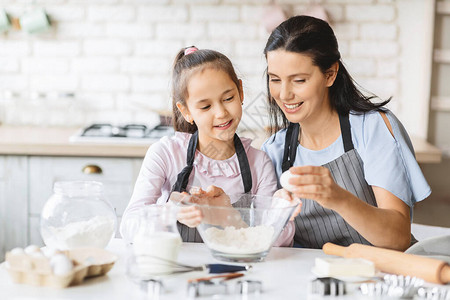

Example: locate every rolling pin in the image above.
[322,243,450,284]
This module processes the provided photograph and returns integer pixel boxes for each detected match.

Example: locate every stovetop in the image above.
[69,123,174,144]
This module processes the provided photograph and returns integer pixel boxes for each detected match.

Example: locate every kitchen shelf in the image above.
[437,1,450,14]
[431,96,450,111]
[434,49,450,63]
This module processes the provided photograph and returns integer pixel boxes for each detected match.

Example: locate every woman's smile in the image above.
[283,102,303,113]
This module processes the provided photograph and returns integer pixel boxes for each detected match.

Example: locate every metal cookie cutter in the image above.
[417,286,450,300]
[359,275,423,298]
[235,280,263,298]
[310,277,345,296]
[187,280,228,298]
[140,279,164,300]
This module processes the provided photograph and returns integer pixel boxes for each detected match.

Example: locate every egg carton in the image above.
[5,248,118,288]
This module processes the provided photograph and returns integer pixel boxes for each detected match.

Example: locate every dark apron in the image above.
[282,114,378,248]
[171,131,252,242]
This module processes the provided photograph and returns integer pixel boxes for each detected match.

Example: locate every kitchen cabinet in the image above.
[431,1,450,112]
[0,155,143,260]
[0,156,28,262]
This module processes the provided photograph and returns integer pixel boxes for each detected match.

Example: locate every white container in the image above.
[130,205,182,278]
[40,181,117,250]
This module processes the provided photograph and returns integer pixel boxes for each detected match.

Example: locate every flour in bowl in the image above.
[203,225,275,254]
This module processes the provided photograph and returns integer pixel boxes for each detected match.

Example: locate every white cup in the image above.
[19,8,50,34]
[0,10,10,33]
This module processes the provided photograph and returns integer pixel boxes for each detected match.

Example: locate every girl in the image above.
[121,46,295,245]
[261,16,430,251]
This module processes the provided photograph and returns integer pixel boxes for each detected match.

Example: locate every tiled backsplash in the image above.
[0,0,401,132]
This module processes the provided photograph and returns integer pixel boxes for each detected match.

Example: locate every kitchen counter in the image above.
[0,239,384,300]
[0,240,332,300]
[1,236,448,300]
[0,126,149,158]
[0,126,443,162]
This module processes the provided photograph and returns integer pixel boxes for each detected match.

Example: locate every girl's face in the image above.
[267,50,337,124]
[177,68,243,147]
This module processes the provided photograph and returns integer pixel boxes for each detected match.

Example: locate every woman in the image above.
[261,15,430,251]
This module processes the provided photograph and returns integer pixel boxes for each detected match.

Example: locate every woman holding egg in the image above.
[261,15,430,251]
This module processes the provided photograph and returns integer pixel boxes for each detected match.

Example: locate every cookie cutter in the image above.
[186,279,263,298]
[140,279,164,300]
[310,277,345,296]
[417,286,450,300]
[236,280,263,299]
[187,280,228,298]
[359,275,423,298]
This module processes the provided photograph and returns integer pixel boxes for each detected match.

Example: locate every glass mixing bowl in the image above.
[195,194,297,262]
[40,181,117,250]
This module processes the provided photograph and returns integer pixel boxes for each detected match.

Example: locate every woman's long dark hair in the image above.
[264,15,390,134]
[171,47,241,133]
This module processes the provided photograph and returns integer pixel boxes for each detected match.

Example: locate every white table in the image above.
[0,239,344,300]
[0,239,447,300]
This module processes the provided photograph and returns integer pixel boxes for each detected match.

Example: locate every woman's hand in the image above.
[288,165,352,210]
[273,188,302,221]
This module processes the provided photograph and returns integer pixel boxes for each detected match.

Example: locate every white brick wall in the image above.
[0,0,405,129]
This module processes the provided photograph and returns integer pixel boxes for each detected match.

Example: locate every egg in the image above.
[29,251,45,258]
[24,245,41,255]
[50,254,73,276]
[10,247,25,255]
[41,247,61,258]
[280,170,298,192]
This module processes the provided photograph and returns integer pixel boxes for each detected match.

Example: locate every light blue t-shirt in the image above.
[261,110,431,208]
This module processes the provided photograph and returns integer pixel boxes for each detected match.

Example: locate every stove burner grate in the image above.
[79,123,174,140]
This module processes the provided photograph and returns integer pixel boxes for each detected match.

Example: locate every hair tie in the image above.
[184,46,198,56]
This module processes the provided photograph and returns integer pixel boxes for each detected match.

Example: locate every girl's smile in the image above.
[214,119,233,129]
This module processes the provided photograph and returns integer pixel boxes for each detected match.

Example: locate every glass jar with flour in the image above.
[40,181,117,250]
[127,205,182,279]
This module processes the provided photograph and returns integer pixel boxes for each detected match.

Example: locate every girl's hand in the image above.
[169,191,203,228]
[176,205,203,228]
[288,166,352,210]
[190,185,244,227]
[189,185,232,208]
[273,188,302,221]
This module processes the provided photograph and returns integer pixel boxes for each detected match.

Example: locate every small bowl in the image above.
[195,194,297,262]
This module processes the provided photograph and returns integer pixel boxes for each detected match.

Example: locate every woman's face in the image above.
[177,67,243,147]
[267,49,336,124]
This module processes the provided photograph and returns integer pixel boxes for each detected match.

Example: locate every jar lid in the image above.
[53,181,104,197]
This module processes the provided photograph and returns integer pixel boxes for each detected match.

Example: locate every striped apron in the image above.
[171,131,252,242]
[282,114,377,248]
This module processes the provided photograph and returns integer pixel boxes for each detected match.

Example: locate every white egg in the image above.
[50,254,73,276]
[24,245,41,255]
[10,247,25,255]
[41,247,61,258]
[30,251,45,258]
[280,170,298,192]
